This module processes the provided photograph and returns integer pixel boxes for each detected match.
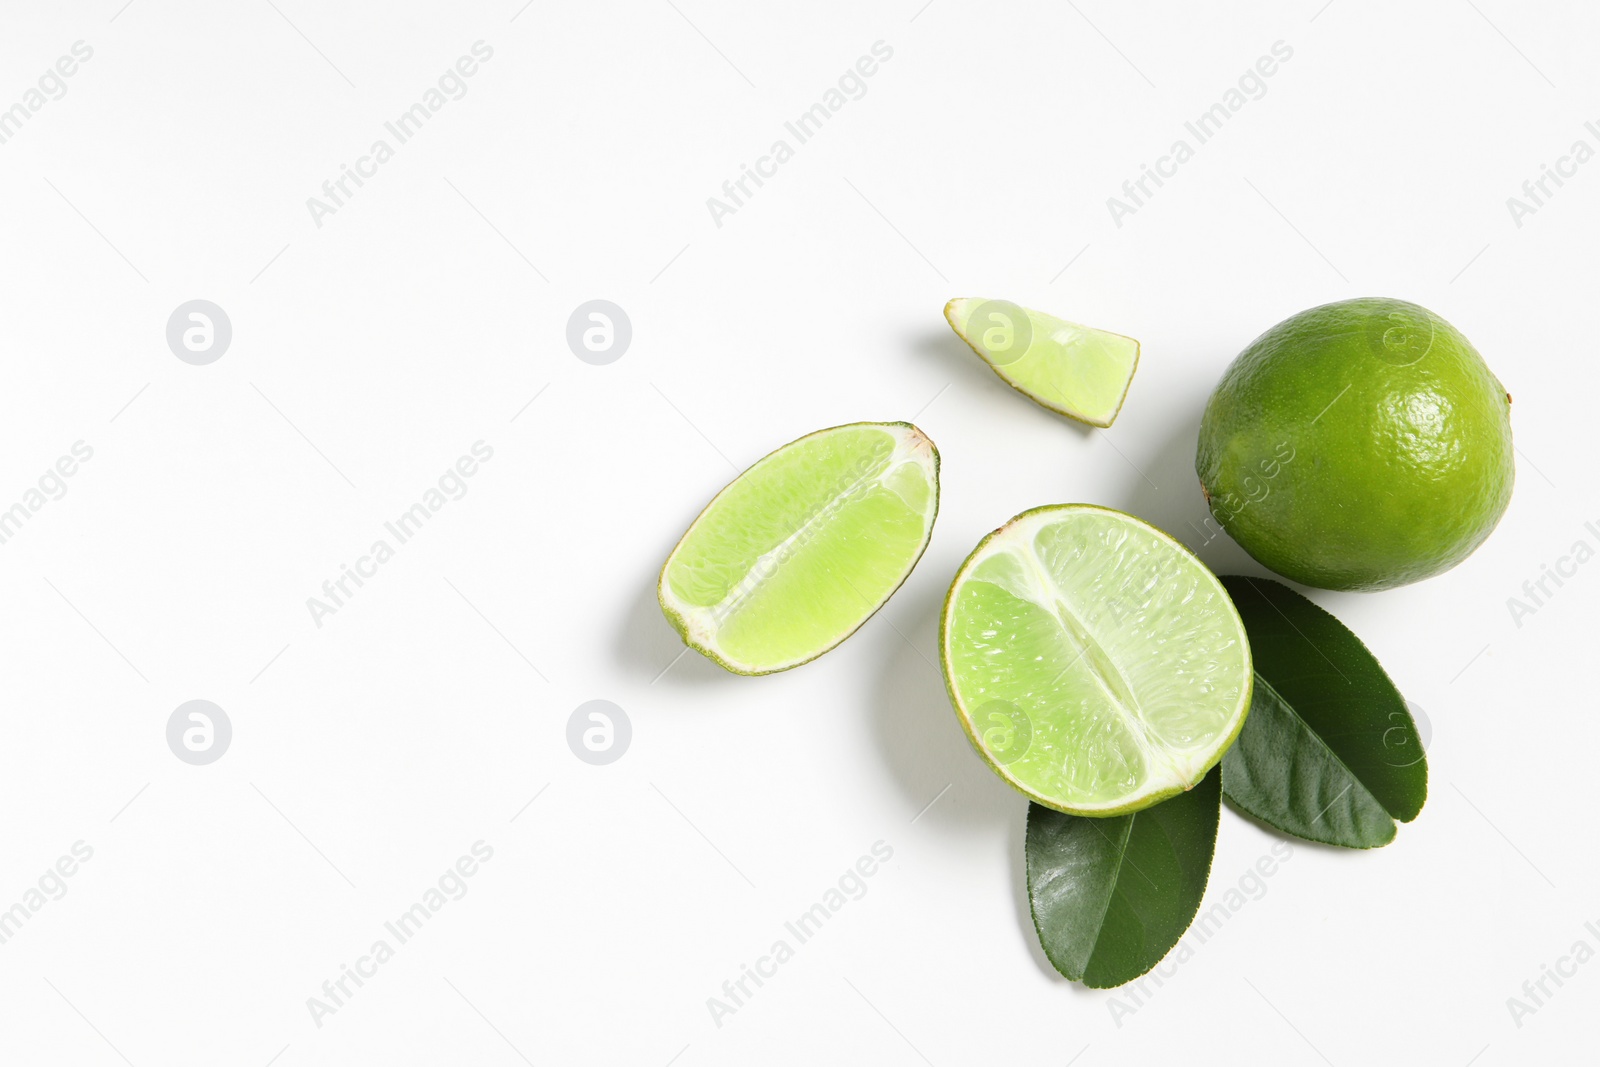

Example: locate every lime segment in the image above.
[660,422,939,675]
[940,505,1251,816]
[944,298,1140,427]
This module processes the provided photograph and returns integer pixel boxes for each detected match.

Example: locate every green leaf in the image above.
[1218,576,1428,849]
[1026,768,1220,988]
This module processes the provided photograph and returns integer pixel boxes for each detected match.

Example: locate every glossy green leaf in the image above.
[1026,768,1220,988]
[1219,576,1427,849]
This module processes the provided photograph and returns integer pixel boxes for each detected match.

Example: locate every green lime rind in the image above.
[944,298,1140,428]
[939,504,1252,818]
[1197,297,1514,591]
[659,421,940,676]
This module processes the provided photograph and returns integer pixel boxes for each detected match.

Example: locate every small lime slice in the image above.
[660,422,939,675]
[940,505,1251,816]
[944,298,1140,427]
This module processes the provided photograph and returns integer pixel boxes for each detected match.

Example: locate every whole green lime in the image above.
[1196,298,1513,591]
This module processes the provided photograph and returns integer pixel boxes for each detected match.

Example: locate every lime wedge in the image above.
[940,505,1251,816]
[944,298,1140,427]
[660,422,940,675]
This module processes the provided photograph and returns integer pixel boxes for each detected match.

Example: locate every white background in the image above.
[0,0,1594,1063]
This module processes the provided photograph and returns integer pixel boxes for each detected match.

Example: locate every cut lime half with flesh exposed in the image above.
[659,421,939,675]
[945,298,1140,427]
[940,505,1251,816]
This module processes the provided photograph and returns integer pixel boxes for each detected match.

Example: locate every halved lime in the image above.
[659,422,939,675]
[940,505,1251,816]
[944,298,1140,427]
